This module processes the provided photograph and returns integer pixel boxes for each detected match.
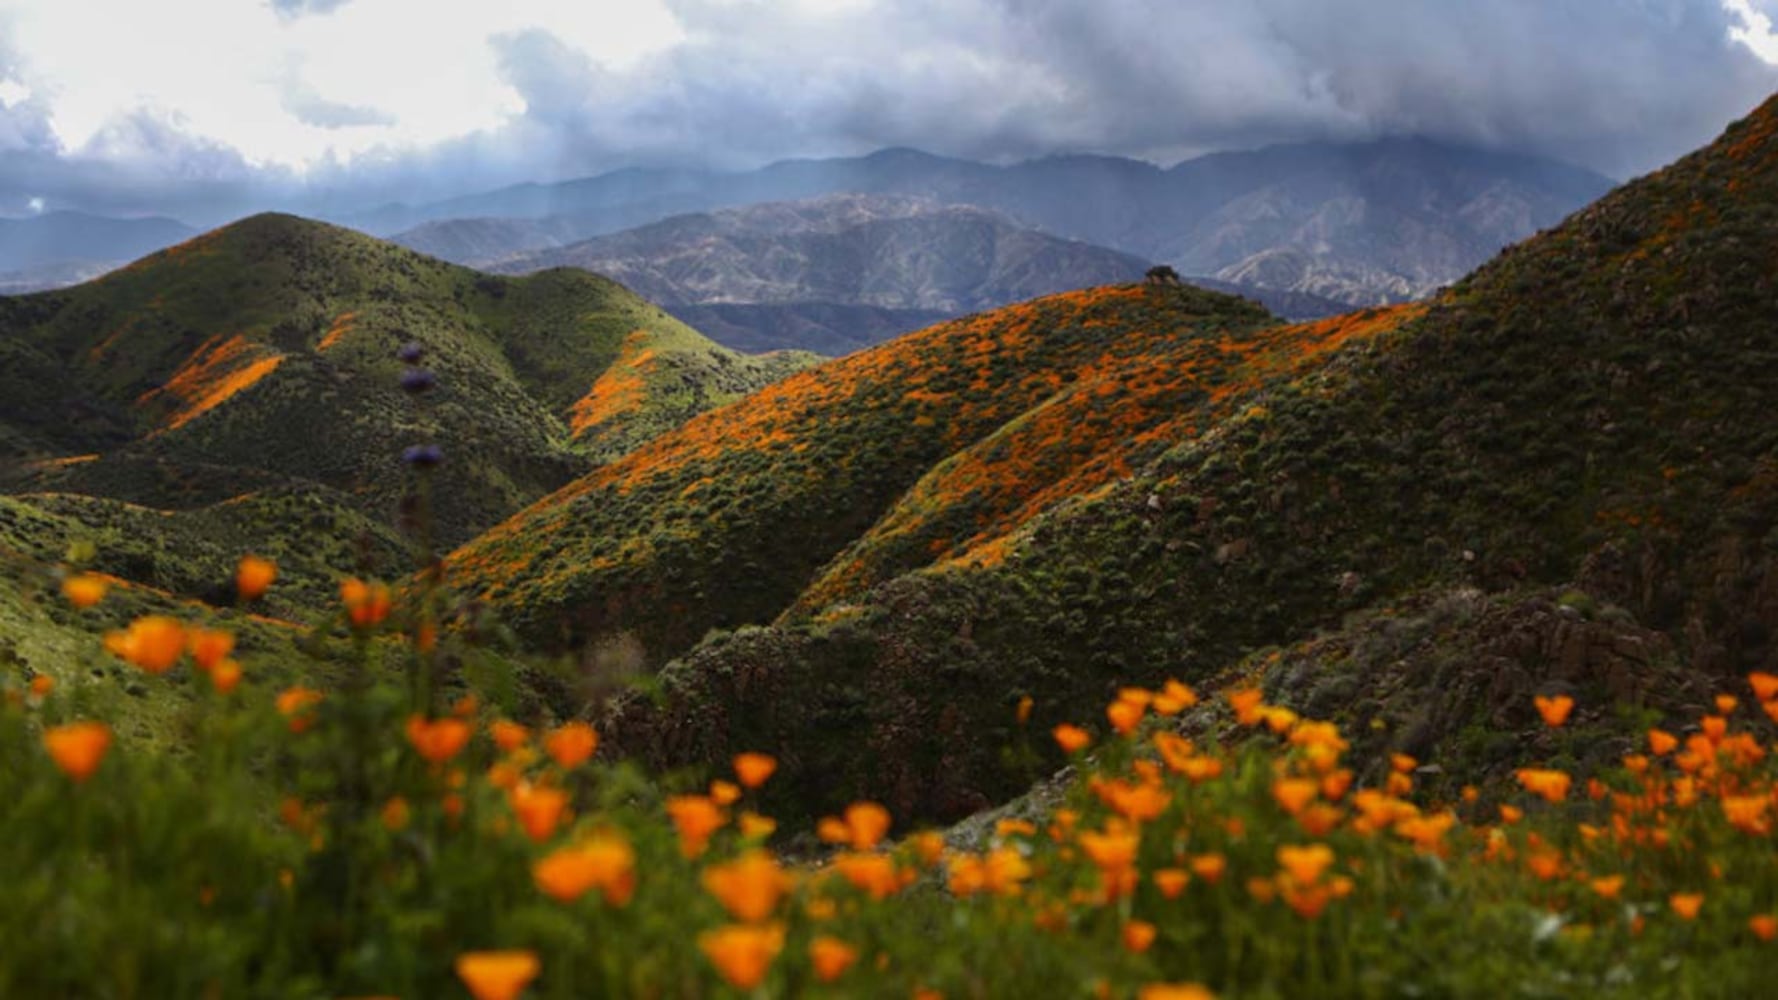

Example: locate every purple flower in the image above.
[400,368,437,393]
[396,342,425,364]
[402,444,444,468]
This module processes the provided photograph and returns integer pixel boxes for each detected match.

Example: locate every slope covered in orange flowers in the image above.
[448,282,1277,658]
[598,93,1778,825]
[790,303,1426,614]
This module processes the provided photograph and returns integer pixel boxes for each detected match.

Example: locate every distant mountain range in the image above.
[398,193,1350,352]
[373,138,1614,307]
[0,211,197,293]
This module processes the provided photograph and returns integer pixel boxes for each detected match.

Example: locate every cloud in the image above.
[268,0,352,19]
[280,74,396,129]
[4,0,1778,222]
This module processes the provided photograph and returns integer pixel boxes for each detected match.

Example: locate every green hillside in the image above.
[446,283,1279,657]
[588,96,1778,824]
[0,214,815,610]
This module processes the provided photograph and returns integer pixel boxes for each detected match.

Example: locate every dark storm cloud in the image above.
[6,0,1778,223]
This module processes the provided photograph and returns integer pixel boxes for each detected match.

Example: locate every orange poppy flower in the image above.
[702,850,790,922]
[276,686,324,733]
[1534,694,1574,727]
[235,555,277,601]
[710,780,742,806]
[534,834,636,906]
[28,674,54,698]
[508,783,569,842]
[186,628,235,672]
[339,578,392,627]
[543,721,598,769]
[1670,893,1704,920]
[699,923,784,990]
[406,715,472,765]
[809,936,859,983]
[454,950,540,1000]
[1053,723,1091,753]
[105,616,186,674]
[1590,875,1625,899]
[733,752,777,788]
[840,801,891,850]
[1153,868,1190,898]
[1271,778,1318,815]
[1750,671,1778,701]
[43,722,112,782]
[61,573,108,609]
[1153,679,1198,715]
[1107,697,1145,735]
[1189,853,1227,884]
[490,719,531,753]
[739,811,777,840]
[1123,920,1158,953]
[1648,728,1678,755]
[1138,984,1215,1000]
[1276,843,1335,885]
[667,794,726,857]
[832,852,901,900]
[1227,688,1265,726]
[210,658,242,694]
[1749,914,1778,941]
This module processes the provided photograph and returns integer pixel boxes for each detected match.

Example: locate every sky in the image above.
[2,0,1778,223]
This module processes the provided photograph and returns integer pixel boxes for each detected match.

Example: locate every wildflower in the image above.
[43,722,111,782]
[454,950,540,1000]
[1153,678,1198,714]
[1716,694,1739,715]
[699,923,784,990]
[1053,723,1091,753]
[734,752,777,788]
[832,852,901,899]
[1139,983,1216,1000]
[340,578,392,627]
[835,801,891,850]
[1515,768,1572,803]
[910,830,946,865]
[399,368,437,393]
[1648,728,1678,755]
[667,795,726,857]
[1722,794,1771,835]
[809,936,859,983]
[703,851,791,922]
[1526,851,1563,881]
[402,444,444,468]
[946,847,1030,896]
[105,616,186,674]
[535,834,636,906]
[381,797,411,832]
[186,628,235,672]
[1283,880,1334,919]
[1107,697,1145,735]
[739,811,777,840]
[1177,754,1224,783]
[1750,914,1778,941]
[543,721,597,769]
[710,780,742,806]
[235,555,276,601]
[1153,731,1194,773]
[28,674,54,698]
[1189,853,1227,884]
[406,715,471,765]
[1228,687,1265,726]
[1534,694,1575,727]
[1590,875,1624,899]
[1750,671,1778,701]
[1271,777,1318,815]
[1670,893,1704,920]
[1276,844,1335,885]
[1261,705,1298,733]
[276,686,323,733]
[1153,868,1190,898]
[1078,824,1141,873]
[1016,695,1034,723]
[1394,812,1457,853]
[508,783,569,842]
[1095,778,1170,823]
[1123,920,1158,953]
[397,341,425,363]
[490,719,531,753]
[61,573,108,609]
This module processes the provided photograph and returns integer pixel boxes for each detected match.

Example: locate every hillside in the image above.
[0,214,813,603]
[536,96,1778,825]
[376,140,1611,307]
[446,282,1278,656]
